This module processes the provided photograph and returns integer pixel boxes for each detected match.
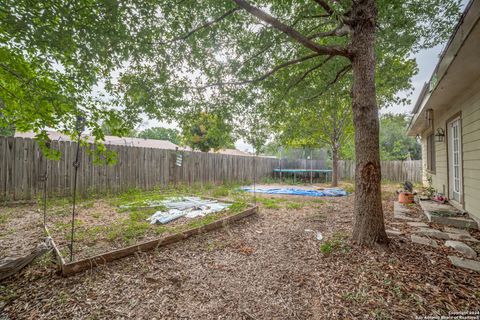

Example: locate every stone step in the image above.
[447,233,479,243]
[386,229,403,237]
[411,235,438,248]
[444,227,470,235]
[394,202,420,222]
[445,240,477,259]
[448,256,480,272]
[414,227,479,242]
[415,228,450,240]
[419,200,478,229]
[407,222,429,228]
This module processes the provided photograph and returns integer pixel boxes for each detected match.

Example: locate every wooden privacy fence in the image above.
[338,160,422,183]
[277,158,326,170]
[0,137,278,201]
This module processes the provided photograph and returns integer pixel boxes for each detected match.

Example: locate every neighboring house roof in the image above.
[215,148,251,156]
[407,0,480,136]
[14,131,260,157]
[15,131,181,150]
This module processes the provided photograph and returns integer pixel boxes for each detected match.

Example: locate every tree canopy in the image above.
[137,127,181,145]
[380,113,421,161]
[180,111,234,152]
[1,0,461,143]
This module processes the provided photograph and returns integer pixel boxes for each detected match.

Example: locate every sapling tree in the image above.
[275,90,353,187]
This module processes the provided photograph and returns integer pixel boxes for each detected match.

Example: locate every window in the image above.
[426,133,436,172]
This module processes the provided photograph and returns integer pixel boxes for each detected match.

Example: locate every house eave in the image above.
[407,0,480,137]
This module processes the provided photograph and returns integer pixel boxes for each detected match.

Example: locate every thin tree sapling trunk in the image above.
[331,145,339,187]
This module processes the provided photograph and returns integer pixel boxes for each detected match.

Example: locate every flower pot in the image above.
[399,192,414,204]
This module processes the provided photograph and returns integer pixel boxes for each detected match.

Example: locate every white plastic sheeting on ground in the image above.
[145,197,231,224]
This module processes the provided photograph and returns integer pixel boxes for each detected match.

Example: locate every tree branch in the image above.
[0,84,19,99]
[312,0,334,16]
[232,0,351,58]
[329,64,352,85]
[157,8,240,45]
[305,63,352,101]
[286,56,333,92]
[193,53,321,89]
[302,13,331,19]
[308,23,352,39]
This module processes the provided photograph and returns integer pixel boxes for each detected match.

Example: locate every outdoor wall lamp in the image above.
[435,128,445,143]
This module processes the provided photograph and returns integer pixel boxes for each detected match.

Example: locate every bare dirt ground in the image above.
[44,198,240,261]
[0,190,246,261]
[0,203,44,257]
[1,183,480,319]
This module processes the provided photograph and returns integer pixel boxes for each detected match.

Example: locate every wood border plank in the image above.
[59,205,257,276]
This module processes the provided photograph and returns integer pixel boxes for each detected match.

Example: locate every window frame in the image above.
[426,133,436,173]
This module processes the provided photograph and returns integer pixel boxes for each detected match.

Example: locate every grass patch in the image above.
[285,202,303,210]
[211,186,231,198]
[320,231,350,255]
[0,285,17,303]
[228,201,248,213]
[341,288,368,302]
[186,213,221,229]
[91,212,102,219]
[45,183,254,256]
[257,197,281,209]
[106,219,151,245]
[373,308,391,320]
[0,214,8,225]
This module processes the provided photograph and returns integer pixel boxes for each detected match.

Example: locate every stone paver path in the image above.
[393,201,480,272]
[448,256,480,272]
[445,240,477,259]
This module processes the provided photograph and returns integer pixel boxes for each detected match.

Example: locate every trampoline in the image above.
[273,168,332,183]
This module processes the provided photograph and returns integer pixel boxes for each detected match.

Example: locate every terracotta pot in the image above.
[398,192,414,204]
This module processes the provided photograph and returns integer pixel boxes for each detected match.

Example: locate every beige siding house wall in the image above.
[408,0,480,224]
[419,81,480,221]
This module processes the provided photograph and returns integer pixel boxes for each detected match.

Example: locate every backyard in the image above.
[1,181,479,319]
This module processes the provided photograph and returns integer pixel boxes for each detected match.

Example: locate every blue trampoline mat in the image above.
[240,186,347,197]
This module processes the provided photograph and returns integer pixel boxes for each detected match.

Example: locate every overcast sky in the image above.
[381,45,443,116]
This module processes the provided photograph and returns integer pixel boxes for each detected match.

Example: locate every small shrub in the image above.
[343,184,355,194]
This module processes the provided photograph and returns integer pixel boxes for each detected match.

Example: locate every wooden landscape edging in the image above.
[58,205,258,276]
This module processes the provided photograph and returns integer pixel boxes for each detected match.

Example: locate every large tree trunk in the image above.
[331,146,339,187]
[350,0,388,246]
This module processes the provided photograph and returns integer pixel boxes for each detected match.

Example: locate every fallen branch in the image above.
[0,239,52,281]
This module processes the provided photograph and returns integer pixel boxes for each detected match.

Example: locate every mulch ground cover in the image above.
[1,182,479,319]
